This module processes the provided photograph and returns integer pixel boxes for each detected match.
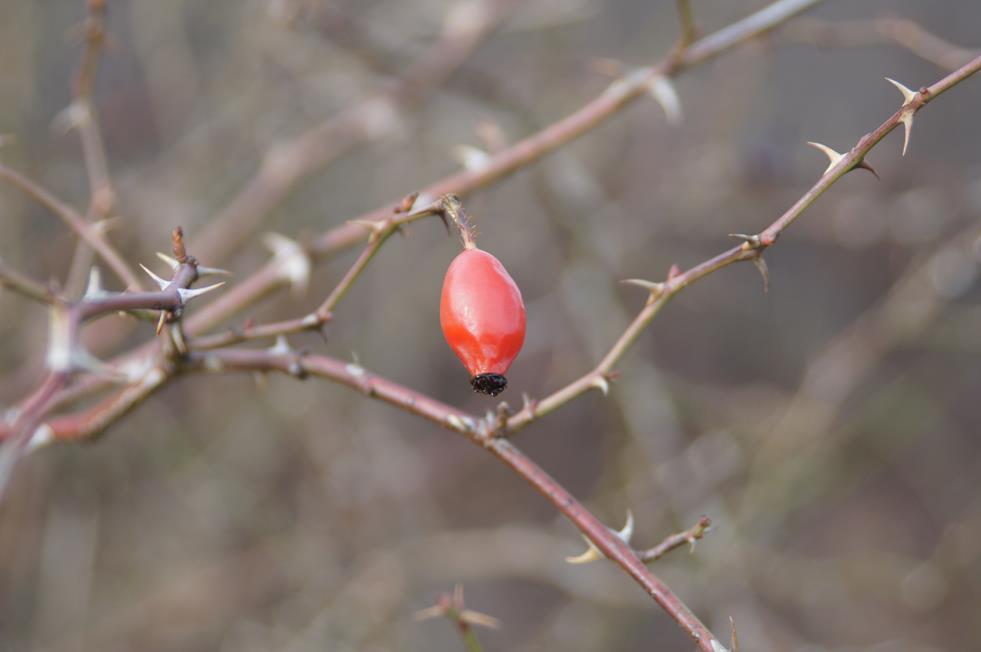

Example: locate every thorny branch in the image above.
[0,228,218,490]
[2,3,980,651]
[503,51,981,434]
[31,0,834,412]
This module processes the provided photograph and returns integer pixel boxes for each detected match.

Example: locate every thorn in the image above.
[728,233,762,249]
[269,335,292,356]
[807,141,879,178]
[730,616,740,652]
[752,256,769,293]
[621,278,664,293]
[885,77,917,104]
[155,311,167,336]
[177,282,225,304]
[453,144,491,172]
[565,541,605,565]
[196,265,232,278]
[806,141,844,174]
[619,509,635,543]
[83,267,103,299]
[646,75,682,125]
[886,78,918,156]
[26,424,54,453]
[856,158,880,180]
[621,278,666,305]
[155,252,179,270]
[667,264,681,281]
[566,510,634,565]
[139,263,170,290]
[898,111,914,156]
[263,232,311,296]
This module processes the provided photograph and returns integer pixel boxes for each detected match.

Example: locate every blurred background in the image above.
[1,0,980,650]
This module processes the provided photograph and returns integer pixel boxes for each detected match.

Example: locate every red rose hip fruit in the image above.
[440,248,525,396]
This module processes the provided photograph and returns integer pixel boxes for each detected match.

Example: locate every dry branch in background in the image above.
[1,1,980,650]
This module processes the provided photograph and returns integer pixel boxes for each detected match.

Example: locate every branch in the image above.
[0,228,218,490]
[487,438,722,649]
[0,258,53,304]
[674,0,698,52]
[73,0,114,216]
[638,516,712,563]
[188,193,440,349]
[1,338,729,649]
[505,51,981,433]
[64,0,117,296]
[0,163,141,290]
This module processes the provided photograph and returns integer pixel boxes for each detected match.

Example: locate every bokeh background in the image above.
[1,1,980,650]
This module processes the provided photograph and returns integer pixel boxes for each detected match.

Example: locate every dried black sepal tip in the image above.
[471,373,507,397]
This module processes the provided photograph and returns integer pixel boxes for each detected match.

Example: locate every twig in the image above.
[0,259,54,304]
[638,516,712,563]
[65,0,116,297]
[188,194,440,349]
[73,0,112,209]
[675,0,698,52]
[504,51,981,433]
[0,163,140,290]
